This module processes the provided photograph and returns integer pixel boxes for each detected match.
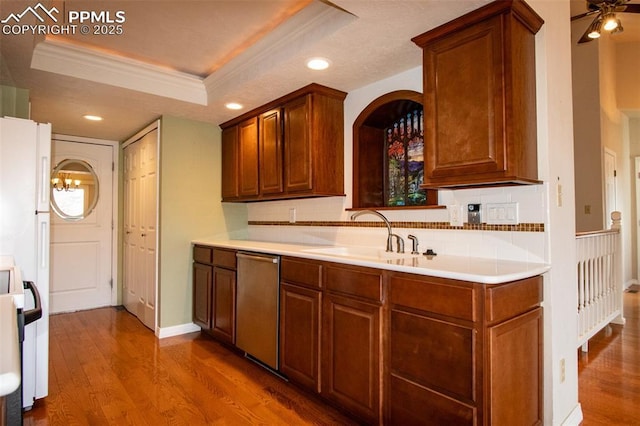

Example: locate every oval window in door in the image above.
[50,159,99,220]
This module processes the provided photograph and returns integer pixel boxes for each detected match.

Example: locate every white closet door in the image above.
[123,127,158,331]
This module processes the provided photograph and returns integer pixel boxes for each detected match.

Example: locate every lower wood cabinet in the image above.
[193,262,212,330]
[195,249,543,426]
[211,266,236,344]
[488,307,542,425]
[279,283,321,392]
[192,246,236,345]
[321,263,383,424]
[322,292,381,424]
[387,272,543,425]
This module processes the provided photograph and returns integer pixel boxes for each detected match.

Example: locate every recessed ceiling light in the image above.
[306,57,331,71]
[83,115,103,121]
[225,102,243,110]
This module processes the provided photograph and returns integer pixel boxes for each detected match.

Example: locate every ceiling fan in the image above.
[572,0,640,43]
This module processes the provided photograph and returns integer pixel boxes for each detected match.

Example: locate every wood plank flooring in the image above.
[22,286,640,425]
[578,285,640,425]
[23,307,360,426]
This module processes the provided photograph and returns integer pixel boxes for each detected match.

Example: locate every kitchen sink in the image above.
[302,246,420,261]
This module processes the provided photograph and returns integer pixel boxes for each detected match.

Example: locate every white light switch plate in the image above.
[486,202,519,225]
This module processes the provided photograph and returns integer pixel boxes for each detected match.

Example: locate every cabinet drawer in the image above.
[389,375,475,426]
[389,273,475,321]
[325,264,382,302]
[485,276,542,323]
[212,248,237,269]
[281,257,322,289]
[193,245,213,264]
[390,309,474,401]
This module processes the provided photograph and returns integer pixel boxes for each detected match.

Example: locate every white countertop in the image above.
[192,239,550,285]
[0,295,20,397]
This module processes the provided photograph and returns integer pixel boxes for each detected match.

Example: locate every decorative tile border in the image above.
[248,221,545,232]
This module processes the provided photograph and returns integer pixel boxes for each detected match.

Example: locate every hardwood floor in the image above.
[578,285,640,425]
[23,307,360,426]
[22,286,639,425]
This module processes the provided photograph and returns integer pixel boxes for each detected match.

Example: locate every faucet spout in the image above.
[350,209,394,252]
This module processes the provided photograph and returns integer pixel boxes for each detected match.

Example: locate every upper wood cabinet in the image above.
[412,0,544,188]
[238,117,260,197]
[259,109,283,195]
[221,126,239,200]
[220,84,346,202]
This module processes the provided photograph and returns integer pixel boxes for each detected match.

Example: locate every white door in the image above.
[604,148,617,228]
[50,140,114,313]
[123,127,158,331]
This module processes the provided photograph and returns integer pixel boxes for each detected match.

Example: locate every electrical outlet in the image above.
[560,358,566,383]
[289,208,296,223]
[449,205,463,226]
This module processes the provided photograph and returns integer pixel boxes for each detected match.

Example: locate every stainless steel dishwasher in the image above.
[236,252,280,370]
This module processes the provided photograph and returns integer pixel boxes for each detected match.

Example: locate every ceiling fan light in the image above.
[611,19,624,35]
[602,12,618,31]
[587,19,602,39]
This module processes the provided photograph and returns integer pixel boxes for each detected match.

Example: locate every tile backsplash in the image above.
[245,184,549,263]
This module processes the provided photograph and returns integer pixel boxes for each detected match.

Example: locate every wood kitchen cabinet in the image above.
[220,83,346,201]
[197,246,542,425]
[279,257,323,393]
[412,0,544,188]
[193,261,212,330]
[387,272,543,425]
[221,126,239,200]
[192,245,237,345]
[238,117,260,198]
[259,109,283,195]
[322,264,383,424]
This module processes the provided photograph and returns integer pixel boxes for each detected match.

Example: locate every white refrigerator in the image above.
[0,116,50,409]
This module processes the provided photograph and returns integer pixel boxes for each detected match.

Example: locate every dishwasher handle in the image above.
[237,252,279,264]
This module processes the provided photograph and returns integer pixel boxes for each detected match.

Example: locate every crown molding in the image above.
[31,38,208,105]
[203,1,356,98]
[29,1,356,107]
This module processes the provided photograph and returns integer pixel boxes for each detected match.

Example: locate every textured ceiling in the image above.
[0,0,638,141]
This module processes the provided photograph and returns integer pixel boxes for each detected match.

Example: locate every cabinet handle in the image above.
[141,233,147,237]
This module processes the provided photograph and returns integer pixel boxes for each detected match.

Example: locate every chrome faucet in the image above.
[407,234,419,254]
[393,234,405,254]
[350,209,403,253]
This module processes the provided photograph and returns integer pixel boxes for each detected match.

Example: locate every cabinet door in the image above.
[423,15,505,181]
[211,266,236,344]
[193,262,212,330]
[279,283,320,392]
[488,307,542,426]
[221,126,239,200]
[322,293,381,423]
[238,117,259,197]
[259,109,283,195]
[284,95,312,193]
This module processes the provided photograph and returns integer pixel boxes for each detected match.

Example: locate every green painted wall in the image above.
[0,85,30,118]
[158,115,247,329]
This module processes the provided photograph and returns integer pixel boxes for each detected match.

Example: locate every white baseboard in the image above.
[156,322,201,339]
[561,403,583,426]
